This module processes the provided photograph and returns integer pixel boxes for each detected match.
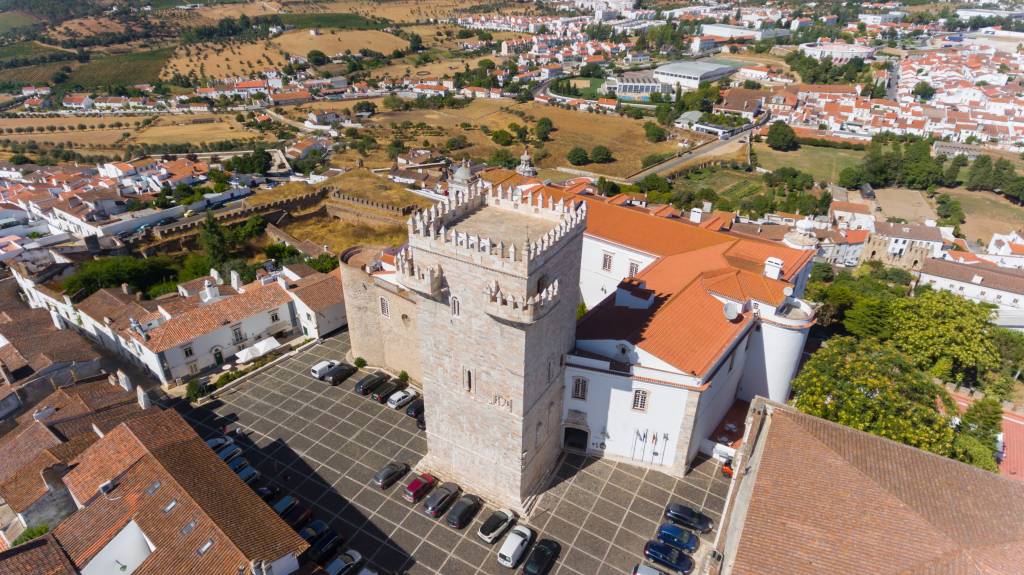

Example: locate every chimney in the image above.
[137,386,151,410]
[764,257,784,280]
[230,270,242,292]
[33,405,56,422]
[200,280,219,303]
[702,200,713,212]
[121,282,132,295]
[210,268,223,285]
[689,207,703,224]
[116,369,132,391]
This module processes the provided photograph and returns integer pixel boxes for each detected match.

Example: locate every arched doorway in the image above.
[213,348,224,365]
[563,427,588,452]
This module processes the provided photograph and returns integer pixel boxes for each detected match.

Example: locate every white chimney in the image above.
[702,200,713,212]
[200,279,219,303]
[137,386,151,410]
[117,369,132,391]
[33,405,56,422]
[764,257,784,280]
[689,207,703,224]
[210,268,223,285]
[230,270,242,292]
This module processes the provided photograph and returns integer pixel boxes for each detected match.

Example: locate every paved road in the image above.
[265,108,312,132]
[627,134,749,183]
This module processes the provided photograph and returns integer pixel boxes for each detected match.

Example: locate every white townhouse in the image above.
[919,258,1024,331]
[983,230,1024,269]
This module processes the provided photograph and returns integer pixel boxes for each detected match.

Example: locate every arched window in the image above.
[451,297,460,317]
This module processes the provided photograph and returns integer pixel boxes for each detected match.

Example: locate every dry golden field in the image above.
[192,1,285,21]
[2,131,127,148]
[401,24,529,50]
[0,115,152,129]
[284,217,407,253]
[131,114,266,145]
[49,16,126,41]
[371,54,508,80]
[161,40,287,80]
[272,28,408,57]
[372,99,681,178]
[312,0,532,22]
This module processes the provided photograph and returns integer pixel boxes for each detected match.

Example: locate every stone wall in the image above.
[861,235,930,271]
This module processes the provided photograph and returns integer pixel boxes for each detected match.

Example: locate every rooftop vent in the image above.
[971,274,984,284]
[32,405,56,422]
[99,480,116,495]
[723,301,742,321]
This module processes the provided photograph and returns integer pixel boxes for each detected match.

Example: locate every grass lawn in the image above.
[67,48,174,87]
[279,13,387,29]
[568,77,605,100]
[754,143,864,183]
[0,11,38,35]
[941,187,1024,245]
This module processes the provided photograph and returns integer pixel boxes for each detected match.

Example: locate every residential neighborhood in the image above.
[0,0,1023,574]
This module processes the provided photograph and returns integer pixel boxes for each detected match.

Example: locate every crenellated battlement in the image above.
[405,180,587,276]
[484,278,561,324]
[395,249,443,297]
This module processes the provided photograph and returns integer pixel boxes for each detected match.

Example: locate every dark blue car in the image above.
[663,503,713,534]
[656,523,699,553]
[643,541,694,574]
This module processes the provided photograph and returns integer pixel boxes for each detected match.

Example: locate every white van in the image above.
[310,360,339,379]
[497,525,532,568]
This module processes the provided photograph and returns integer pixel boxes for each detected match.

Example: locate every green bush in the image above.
[354,357,367,368]
[12,524,49,547]
[398,371,409,382]
[185,380,202,402]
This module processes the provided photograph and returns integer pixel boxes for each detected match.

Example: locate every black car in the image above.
[370,380,401,403]
[282,502,313,529]
[302,532,344,566]
[323,362,357,385]
[445,494,481,529]
[354,372,387,395]
[255,485,280,502]
[523,539,561,575]
[405,398,425,418]
[423,483,460,518]
[664,503,713,534]
[372,462,409,489]
[416,414,426,431]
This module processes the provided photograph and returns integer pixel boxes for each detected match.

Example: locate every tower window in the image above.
[451,297,460,317]
[571,377,588,400]
[464,369,473,392]
[379,297,390,318]
[632,389,648,411]
[602,252,614,272]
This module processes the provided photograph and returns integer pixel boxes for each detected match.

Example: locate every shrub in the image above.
[12,524,49,547]
[567,147,590,166]
[354,357,367,368]
[590,145,613,163]
[398,370,409,382]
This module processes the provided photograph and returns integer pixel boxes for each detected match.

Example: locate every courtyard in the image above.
[167,331,728,574]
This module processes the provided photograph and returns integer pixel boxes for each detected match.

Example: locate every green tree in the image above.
[199,211,229,264]
[307,50,328,66]
[889,290,998,383]
[491,129,514,146]
[643,122,666,143]
[535,117,553,141]
[567,147,590,166]
[766,121,798,151]
[951,434,999,472]
[843,298,892,340]
[590,145,613,163]
[966,155,994,190]
[791,337,955,456]
[912,81,936,100]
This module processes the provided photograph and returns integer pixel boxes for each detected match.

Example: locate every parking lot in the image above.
[171,331,728,574]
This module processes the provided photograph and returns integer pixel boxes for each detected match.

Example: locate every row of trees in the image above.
[795,262,1019,471]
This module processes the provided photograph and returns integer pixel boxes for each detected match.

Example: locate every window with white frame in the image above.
[632,389,648,411]
[571,377,588,400]
[379,297,390,318]
[628,261,640,277]
[602,252,613,272]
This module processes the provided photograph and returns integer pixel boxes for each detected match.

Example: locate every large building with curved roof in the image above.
[653,60,737,89]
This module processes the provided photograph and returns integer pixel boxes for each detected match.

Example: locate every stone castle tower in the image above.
[393,177,586,511]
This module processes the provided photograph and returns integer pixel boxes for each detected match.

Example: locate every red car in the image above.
[403,473,437,503]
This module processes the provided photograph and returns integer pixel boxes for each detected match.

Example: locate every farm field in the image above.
[272,29,408,57]
[753,143,864,183]
[315,0,532,22]
[400,24,527,50]
[676,167,766,204]
[1,130,128,148]
[67,48,174,87]
[162,40,286,80]
[0,61,70,85]
[0,115,152,130]
[373,98,680,178]
[131,114,266,145]
[185,1,284,21]
[0,41,69,63]
[0,11,39,35]
[49,17,127,41]
[370,54,506,80]
[874,187,935,223]
[941,187,1024,244]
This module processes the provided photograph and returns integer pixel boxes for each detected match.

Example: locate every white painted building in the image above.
[919,258,1024,330]
[982,230,1024,269]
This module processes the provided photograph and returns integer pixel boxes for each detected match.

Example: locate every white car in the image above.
[497,525,533,568]
[311,360,340,379]
[477,508,515,544]
[387,388,418,409]
[324,549,364,575]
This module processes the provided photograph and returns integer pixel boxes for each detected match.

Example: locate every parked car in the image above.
[323,362,357,385]
[183,209,196,218]
[303,532,344,566]
[403,473,437,503]
[631,566,668,575]
[477,508,515,544]
[272,495,298,516]
[416,415,426,431]
[497,525,533,568]
[237,465,260,485]
[656,523,699,553]
[354,372,388,395]
[405,399,424,418]
[299,520,332,543]
[282,501,313,529]
[423,483,460,518]
[256,485,280,501]
[372,462,409,489]
[215,444,242,463]
[227,457,249,473]
[387,388,418,409]
[205,436,233,450]
[445,494,481,529]
[663,503,713,534]
[643,541,693,574]
[323,550,364,575]
[311,360,341,379]
[371,381,401,403]
[522,539,560,575]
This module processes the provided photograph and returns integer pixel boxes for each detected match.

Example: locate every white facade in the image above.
[579,235,658,308]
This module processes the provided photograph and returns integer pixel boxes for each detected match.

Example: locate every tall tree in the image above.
[199,211,229,264]
[765,121,798,151]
